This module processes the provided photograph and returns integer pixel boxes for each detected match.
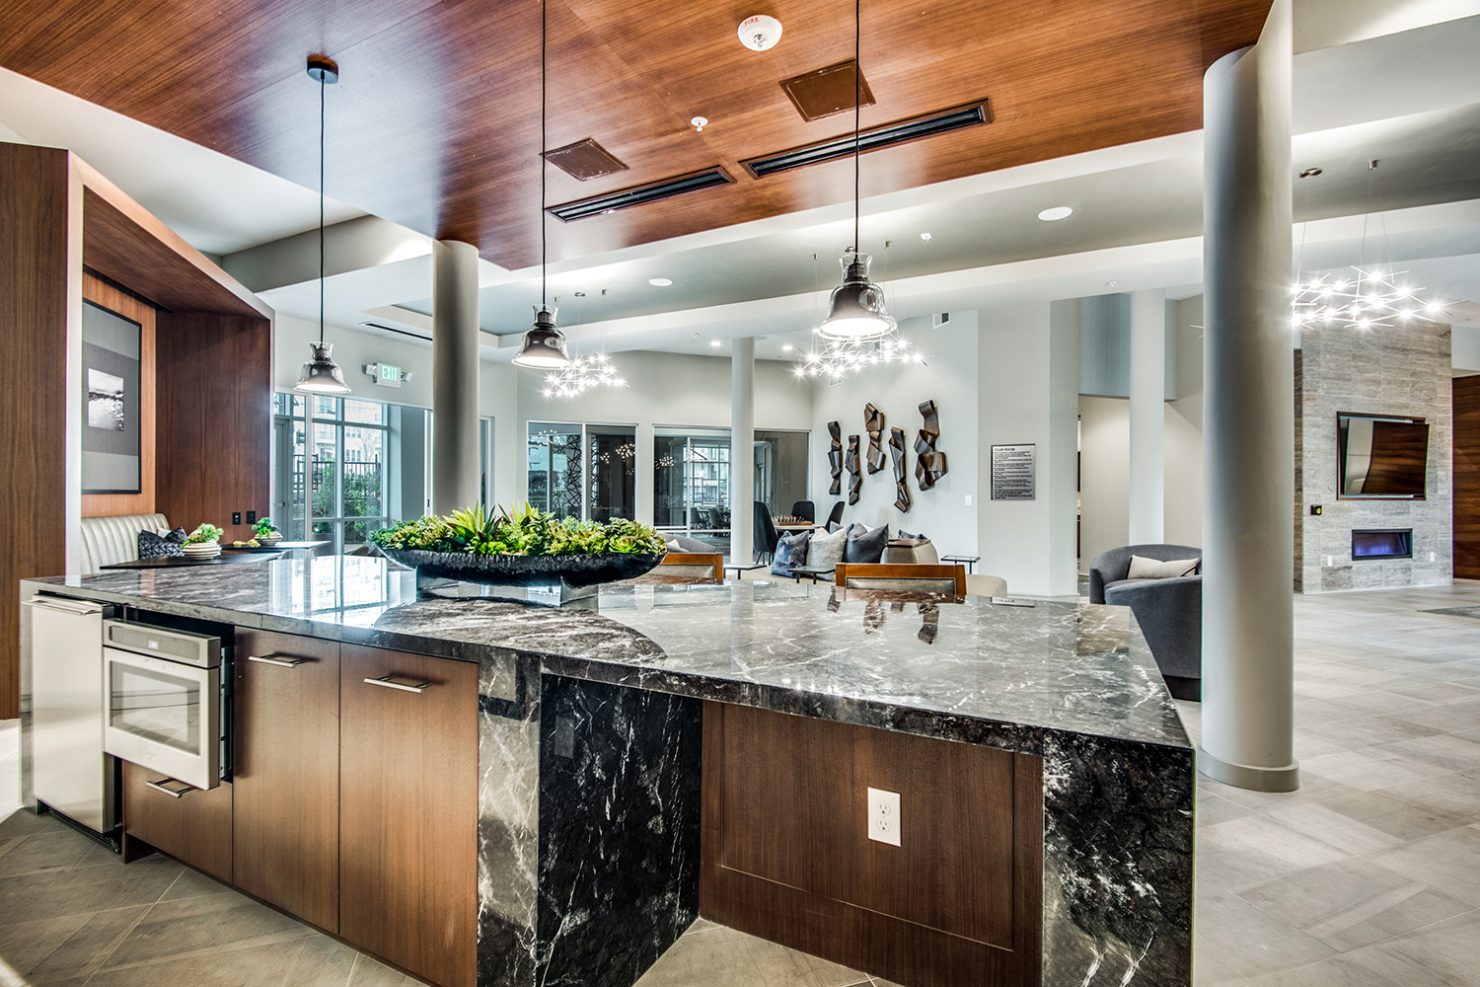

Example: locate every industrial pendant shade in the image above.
[514,306,570,368]
[818,252,895,339]
[295,53,351,395]
[818,0,893,342]
[513,0,571,370]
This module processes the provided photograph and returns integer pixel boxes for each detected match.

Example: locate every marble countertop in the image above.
[25,555,1189,751]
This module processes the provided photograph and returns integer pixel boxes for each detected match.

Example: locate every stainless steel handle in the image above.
[144,778,193,798]
[364,674,430,694]
[24,596,105,615]
[247,654,306,668]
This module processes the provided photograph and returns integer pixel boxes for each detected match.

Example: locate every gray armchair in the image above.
[1089,544,1202,700]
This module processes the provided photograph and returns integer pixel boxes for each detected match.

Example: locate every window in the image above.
[654,427,731,549]
[273,393,392,552]
[754,429,811,516]
[526,422,636,520]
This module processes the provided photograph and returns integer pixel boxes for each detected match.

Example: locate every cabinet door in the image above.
[122,760,232,883]
[338,645,477,987]
[233,629,340,931]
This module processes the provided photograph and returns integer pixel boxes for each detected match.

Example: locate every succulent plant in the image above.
[369,504,666,559]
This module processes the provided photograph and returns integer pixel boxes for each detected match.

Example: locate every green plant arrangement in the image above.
[370,503,667,558]
[185,523,224,545]
[252,516,281,540]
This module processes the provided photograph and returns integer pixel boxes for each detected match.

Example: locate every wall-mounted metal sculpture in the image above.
[845,434,862,505]
[864,403,886,474]
[828,421,842,495]
[913,400,948,490]
[889,426,910,512]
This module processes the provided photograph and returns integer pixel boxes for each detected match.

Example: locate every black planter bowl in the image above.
[374,547,667,589]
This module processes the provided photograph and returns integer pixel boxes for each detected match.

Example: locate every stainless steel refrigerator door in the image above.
[25,596,114,833]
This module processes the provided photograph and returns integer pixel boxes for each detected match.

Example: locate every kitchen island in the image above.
[21,556,1193,987]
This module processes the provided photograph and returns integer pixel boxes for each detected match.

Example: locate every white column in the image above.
[431,239,482,513]
[1129,289,1167,544]
[634,422,656,526]
[730,338,756,562]
[1200,0,1299,792]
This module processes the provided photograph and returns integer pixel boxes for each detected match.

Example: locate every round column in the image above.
[1199,0,1299,792]
[431,239,482,513]
[730,338,756,563]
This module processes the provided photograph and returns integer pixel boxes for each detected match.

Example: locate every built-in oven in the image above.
[102,619,231,792]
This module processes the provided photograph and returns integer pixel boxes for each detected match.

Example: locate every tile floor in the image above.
[0,581,1477,986]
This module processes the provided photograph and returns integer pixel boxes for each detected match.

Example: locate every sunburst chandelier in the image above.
[794,336,922,383]
[540,352,627,398]
[1290,159,1447,331]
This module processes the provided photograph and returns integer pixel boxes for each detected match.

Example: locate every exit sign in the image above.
[363,362,407,388]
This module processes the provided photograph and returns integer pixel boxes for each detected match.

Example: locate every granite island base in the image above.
[20,557,1194,987]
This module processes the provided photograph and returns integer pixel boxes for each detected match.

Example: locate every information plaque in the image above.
[990,443,1036,501]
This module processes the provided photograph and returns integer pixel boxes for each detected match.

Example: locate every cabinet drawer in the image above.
[122,759,232,883]
[234,629,340,932]
[339,645,477,987]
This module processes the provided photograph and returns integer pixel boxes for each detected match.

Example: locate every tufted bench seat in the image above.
[80,513,172,574]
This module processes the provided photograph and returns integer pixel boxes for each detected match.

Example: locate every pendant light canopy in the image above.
[818,0,894,342]
[513,0,572,370]
[295,54,352,395]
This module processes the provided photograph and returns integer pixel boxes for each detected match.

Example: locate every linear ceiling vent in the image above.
[548,167,735,222]
[360,321,431,342]
[742,99,992,179]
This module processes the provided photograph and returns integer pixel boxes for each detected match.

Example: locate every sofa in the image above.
[1088,543,1202,700]
[80,513,172,574]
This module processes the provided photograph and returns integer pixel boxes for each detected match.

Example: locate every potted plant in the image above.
[183,523,224,559]
[253,517,282,544]
[370,503,669,604]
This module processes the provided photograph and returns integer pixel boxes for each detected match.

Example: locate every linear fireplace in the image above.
[1352,528,1413,561]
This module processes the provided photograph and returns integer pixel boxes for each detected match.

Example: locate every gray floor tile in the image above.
[1195,815,1352,892]
[101,889,318,969]
[634,923,867,987]
[84,938,316,987]
[0,855,182,927]
[1193,883,1336,984]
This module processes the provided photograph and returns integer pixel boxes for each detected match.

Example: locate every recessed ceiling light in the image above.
[1105,279,1119,288]
[709,340,723,348]
[649,277,674,287]
[781,343,794,352]
[919,232,932,241]
[690,116,709,133]
[1037,206,1074,222]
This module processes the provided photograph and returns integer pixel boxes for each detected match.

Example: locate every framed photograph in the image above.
[990,443,1036,501]
[81,300,143,494]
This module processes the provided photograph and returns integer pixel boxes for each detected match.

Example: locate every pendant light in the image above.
[513,0,571,369]
[817,0,895,341]
[295,54,352,395]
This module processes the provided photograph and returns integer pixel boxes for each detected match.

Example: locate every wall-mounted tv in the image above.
[1337,413,1429,499]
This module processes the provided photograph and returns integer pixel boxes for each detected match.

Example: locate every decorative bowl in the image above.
[374,548,666,589]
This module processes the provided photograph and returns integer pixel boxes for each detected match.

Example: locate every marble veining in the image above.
[24,556,1194,986]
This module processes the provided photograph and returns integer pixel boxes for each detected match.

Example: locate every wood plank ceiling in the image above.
[0,0,1272,270]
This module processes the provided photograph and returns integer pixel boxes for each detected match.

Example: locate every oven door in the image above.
[103,647,220,791]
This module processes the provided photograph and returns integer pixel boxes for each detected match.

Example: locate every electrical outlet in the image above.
[232,511,242,525]
[1429,552,1436,562]
[246,511,257,524]
[1325,555,1334,567]
[964,494,974,507]
[867,787,901,847]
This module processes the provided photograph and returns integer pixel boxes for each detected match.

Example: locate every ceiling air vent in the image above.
[780,60,875,122]
[742,99,992,179]
[543,138,629,181]
[548,167,735,223]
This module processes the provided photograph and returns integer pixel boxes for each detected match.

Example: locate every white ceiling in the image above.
[3,5,1479,364]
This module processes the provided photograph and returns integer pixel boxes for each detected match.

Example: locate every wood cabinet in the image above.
[701,701,1043,987]
[233,629,340,931]
[121,760,233,883]
[338,644,478,987]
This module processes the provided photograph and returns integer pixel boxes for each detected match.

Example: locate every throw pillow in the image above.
[770,530,812,575]
[138,527,187,560]
[1128,555,1199,579]
[844,523,889,563]
[807,526,848,570]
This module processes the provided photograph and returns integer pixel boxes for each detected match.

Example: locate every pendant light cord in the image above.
[853,0,860,255]
[541,0,548,312]
[319,71,326,347]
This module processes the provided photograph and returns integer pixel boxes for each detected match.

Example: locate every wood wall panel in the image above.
[81,273,156,518]
[0,0,1271,269]
[701,702,1042,987]
[0,143,73,720]
[1455,376,1480,579]
[154,312,272,544]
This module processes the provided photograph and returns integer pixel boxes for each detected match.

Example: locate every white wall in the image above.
[808,314,981,558]
[978,302,1080,597]
[1454,324,1480,374]
[1164,296,1205,548]
[1078,396,1131,567]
